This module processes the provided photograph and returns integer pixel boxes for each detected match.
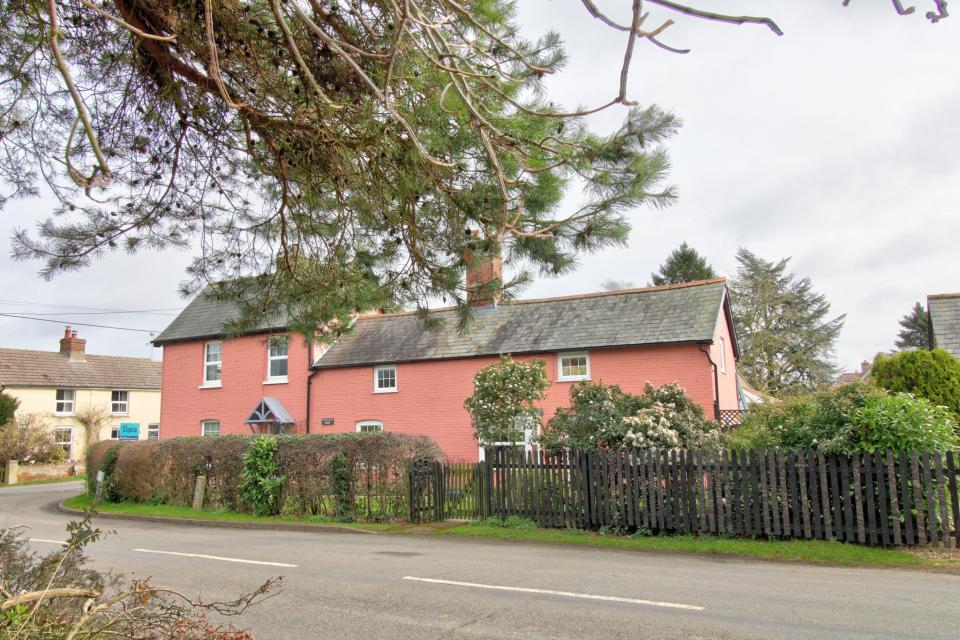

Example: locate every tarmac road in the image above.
[2,482,958,639]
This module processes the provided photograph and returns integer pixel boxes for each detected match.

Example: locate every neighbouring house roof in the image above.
[314,279,734,369]
[152,286,288,346]
[0,348,162,390]
[928,293,960,360]
[245,397,294,425]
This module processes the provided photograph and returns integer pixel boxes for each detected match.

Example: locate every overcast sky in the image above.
[1,1,958,372]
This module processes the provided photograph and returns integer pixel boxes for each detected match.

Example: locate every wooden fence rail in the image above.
[407,447,960,548]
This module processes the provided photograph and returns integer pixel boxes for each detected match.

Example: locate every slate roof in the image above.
[152,286,288,346]
[928,293,960,359]
[0,348,162,390]
[314,279,731,369]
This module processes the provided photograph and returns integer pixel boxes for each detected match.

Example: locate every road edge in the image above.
[57,500,379,535]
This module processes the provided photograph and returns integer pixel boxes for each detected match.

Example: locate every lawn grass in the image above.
[1,473,86,488]
[434,521,954,570]
[62,494,406,532]
[61,494,958,571]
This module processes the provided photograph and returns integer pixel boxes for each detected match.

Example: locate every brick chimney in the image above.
[465,247,502,307]
[59,327,86,362]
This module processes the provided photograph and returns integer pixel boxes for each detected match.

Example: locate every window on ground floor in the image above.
[201,420,220,437]
[147,423,160,439]
[110,425,120,439]
[356,420,383,433]
[53,427,73,459]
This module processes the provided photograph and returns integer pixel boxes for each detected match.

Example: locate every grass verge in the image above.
[1,473,86,488]
[60,495,958,571]
[433,520,957,571]
[62,494,405,532]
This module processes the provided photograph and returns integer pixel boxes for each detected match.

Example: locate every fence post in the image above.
[192,475,207,510]
[5,460,18,485]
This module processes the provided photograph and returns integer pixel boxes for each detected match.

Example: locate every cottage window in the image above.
[356,420,384,433]
[110,426,120,439]
[111,390,129,414]
[53,427,73,458]
[719,336,727,374]
[203,341,222,386]
[374,365,397,393]
[201,420,221,437]
[267,336,289,382]
[55,389,75,415]
[557,352,590,382]
[147,424,160,440]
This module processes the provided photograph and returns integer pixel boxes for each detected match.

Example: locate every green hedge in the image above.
[871,348,960,418]
[86,433,441,521]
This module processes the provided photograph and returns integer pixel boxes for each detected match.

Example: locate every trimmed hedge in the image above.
[86,433,441,521]
[871,348,960,419]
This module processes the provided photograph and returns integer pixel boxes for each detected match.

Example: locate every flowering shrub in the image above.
[464,355,549,444]
[543,381,719,450]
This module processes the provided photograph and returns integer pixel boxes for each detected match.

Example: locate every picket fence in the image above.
[408,447,960,548]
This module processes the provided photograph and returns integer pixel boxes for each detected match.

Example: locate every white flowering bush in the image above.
[465,356,549,444]
[543,381,720,451]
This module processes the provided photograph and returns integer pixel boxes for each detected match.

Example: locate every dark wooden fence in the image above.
[408,447,960,548]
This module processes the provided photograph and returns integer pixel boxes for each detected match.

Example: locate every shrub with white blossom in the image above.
[465,356,549,445]
[543,381,720,451]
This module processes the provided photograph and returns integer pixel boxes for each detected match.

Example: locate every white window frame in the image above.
[201,419,221,437]
[719,336,727,374]
[373,365,398,393]
[53,426,73,459]
[478,419,539,461]
[202,341,223,387]
[557,352,591,382]
[356,420,384,433]
[266,335,289,383]
[55,389,76,416]
[147,423,160,440]
[111,390,129,415]
[110,425,120,440]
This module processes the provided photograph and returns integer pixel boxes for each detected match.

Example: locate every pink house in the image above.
[154,277,741,461]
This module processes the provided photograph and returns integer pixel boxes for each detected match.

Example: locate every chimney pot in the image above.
[59,328,87,362]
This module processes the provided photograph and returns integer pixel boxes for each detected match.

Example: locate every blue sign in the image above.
[118,423,141,440]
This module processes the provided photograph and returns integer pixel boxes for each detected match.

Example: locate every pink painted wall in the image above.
[711,305,740,411]
[309,343,720,462]
[158,332,312,437]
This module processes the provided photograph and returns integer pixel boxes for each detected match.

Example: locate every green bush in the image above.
[542,381,720,450]
[0,392,18,426]
[836,393,959,453]
[326,452,354,522]
[464,355,549,444]
[239,436,285,516]
[871,348,960,418]
[726,382,959,453]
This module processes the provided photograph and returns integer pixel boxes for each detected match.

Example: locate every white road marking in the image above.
[29,538,68,545]
[133,548,298,568]
[402,576,704,611]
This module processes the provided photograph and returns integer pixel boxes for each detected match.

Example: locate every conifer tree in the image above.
[650,242,716,286]
[730,248,845,395]
[895,302,929,350]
